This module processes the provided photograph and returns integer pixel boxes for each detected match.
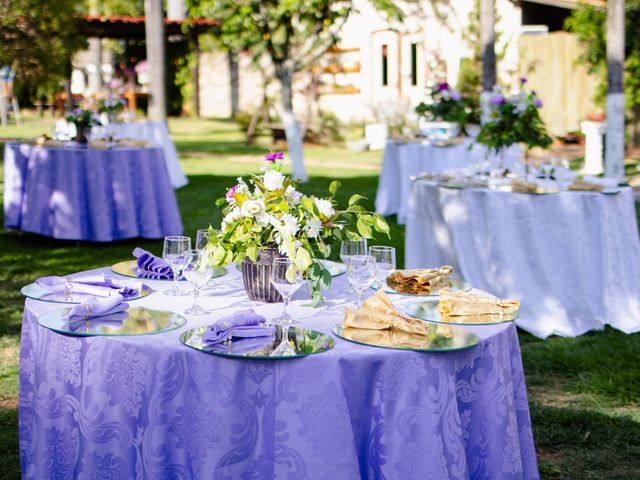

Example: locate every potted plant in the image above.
[476,78,552,171]
[207,151,390,306]
[65,108,100,144]
[415,82,473,140]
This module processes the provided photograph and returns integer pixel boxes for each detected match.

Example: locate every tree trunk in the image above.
[605,0,625,181]
[192,34,201,117]
[228,51,239,119]
[144,0,167,122]
[275,65,308,182]
[479,0,496,123]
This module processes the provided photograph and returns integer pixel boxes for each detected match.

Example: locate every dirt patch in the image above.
[537,448,565,464]
[0,398,18,410]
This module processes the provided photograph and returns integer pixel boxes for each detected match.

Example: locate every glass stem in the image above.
[282,295,290,318]
[172,268,179,293]
[193,287,199,308]
[357,290,363,308]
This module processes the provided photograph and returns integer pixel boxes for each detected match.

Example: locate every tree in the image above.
[144,0,167,121]
[187,0,400,181]
[0,0,86,92]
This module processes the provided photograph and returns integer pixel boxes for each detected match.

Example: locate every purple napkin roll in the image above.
[62,294,129,322]
[36,274,141,298]
[132,247,174,280]
[208,334,276,354]
[66,311,129,333]
[203,309,273,345]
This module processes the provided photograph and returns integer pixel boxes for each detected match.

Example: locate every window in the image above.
[381,44,388,86]
[410,43,418,86]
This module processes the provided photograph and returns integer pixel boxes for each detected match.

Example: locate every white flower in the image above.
[285,185,301,204]
[240,199,264,217]
[263,170,285,191]
[314,198,335,219]
[514,101,527,114]
[221,206,242,230]
[280,213,300,237]
[305,217,322,238]
[255,211,270,226]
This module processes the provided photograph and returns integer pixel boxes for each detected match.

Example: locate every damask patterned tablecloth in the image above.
[19,267,539,479]
[3,143,183,241]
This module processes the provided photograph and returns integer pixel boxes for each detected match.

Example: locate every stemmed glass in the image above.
[369,246,396,289]
[162,236,191,296]
[195,229,211,251]
[340,239,367,293]
[182,249,213,315]
[270,257,304,325]
[347,254,376,308]
[541,158,554,192]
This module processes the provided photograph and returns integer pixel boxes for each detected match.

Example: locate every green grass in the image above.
[1,114,639,479]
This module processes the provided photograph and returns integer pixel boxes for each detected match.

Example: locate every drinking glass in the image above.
[541,158,554,192]
[347,254,375,308]
[182,249,213,315]
[195,229,211,251]
[369,246,396,289]
[162,235,191,296]
[340,239,367,293]
[270,257,304,325]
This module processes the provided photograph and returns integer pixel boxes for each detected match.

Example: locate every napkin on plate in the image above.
[202,309,274,345]
[37,274,141,298]
[340,326,457,349]
[386,266,454,295]
[132,247,174,279]
[62,294,129,322]
[437,289,519,323]
[343,290,432,336]
[510,179,540,193]
[208,334,276,354]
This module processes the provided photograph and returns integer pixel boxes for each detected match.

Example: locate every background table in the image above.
[375,139,521,224]
[405,180,640,338]
[92,121,188,189]
[19,266,538,479]
[3,143,183,241]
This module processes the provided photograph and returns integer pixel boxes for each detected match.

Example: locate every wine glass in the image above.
[270,257,304,325]
[369,246,396,289]
[340,239,367,293]
[541,158,554,192]
[347,254,375,308]
[195,229,211,251]
[182,249,213,315]
[162,235,191,296]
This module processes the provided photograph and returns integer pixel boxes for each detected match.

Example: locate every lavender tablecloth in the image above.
[19,266,538,479]
[405,180,640,338]
[3,143,183,241]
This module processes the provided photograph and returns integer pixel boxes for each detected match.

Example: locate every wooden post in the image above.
[228,51,239,119]
[144,0,167,122]
[605,0,625,181]
[192,33,200,117]
[480,0,496,91]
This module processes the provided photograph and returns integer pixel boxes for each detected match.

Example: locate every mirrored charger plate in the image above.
[404,299,519,326]
[112,260,227,281]
[180,325,335,359]
[38,307,187,336]
[332,323,479,352]
[371,278,472,297]
[21,282,153,304]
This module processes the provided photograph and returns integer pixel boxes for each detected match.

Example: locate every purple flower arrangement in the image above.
[415,82,479,130]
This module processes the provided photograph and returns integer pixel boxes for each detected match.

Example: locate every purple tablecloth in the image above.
[19,267,539,479]
[3,143,182,241]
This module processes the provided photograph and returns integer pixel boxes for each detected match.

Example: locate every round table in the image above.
[375,139,521,224]
[19,266,539,479]
[3,143,183,241]
[405,180,640,338]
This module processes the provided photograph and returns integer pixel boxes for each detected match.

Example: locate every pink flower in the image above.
[533,98,543,108]
[490,95,506,106]
[264,151,284,162]
[520,77,527,85]
[226,185,239,203]
[436,82,450,92]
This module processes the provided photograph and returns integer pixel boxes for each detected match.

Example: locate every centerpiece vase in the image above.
[74,125,89,144]
[241,248,284,303]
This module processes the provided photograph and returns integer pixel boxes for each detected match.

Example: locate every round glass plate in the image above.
[371,278,472,296]
[601,188,621,195]
[438,182,467,190]
[21,282,153,304]
[112,260,227,281]
[180,325,334,359]
[332,323,479,352]
[404,299,519,326]
[235,260,347,277]
[38,306,187,336]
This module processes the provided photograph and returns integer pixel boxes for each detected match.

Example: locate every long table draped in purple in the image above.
[19,267,539,479]
[3,143,182,241]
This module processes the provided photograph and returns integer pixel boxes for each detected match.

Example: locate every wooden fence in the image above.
[519,32,598,136]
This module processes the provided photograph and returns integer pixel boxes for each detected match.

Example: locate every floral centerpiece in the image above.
[415,82,479,137]
[98,97,127,120]
[476,78,552,168]
[207,151,390,306]
[65,108,100,144]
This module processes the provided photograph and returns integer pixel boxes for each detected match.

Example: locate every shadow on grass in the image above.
[532,403,640,479]
[0,407,19,477]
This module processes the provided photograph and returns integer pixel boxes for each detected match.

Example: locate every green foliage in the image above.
[0,0,87,91]
[415,82,481,129]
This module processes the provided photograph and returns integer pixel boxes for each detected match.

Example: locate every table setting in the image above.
[18,152,539,479]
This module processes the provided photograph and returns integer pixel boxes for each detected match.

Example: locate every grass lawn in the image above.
[1,114,640,479]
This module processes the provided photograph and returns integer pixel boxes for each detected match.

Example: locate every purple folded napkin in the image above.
[203,309,274,345]
[132,247,174,280]
[37,274,141,298]
[208,334,276,354]
[62,294,129,322]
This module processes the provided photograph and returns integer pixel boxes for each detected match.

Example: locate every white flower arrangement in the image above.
[208,151,390,305]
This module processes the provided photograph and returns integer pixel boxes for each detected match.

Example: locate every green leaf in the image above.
[247,243,258,262]
[329,180,340,196]
[356,217,372,238]
[319,268,332,290]
[374,215,390,235]
[348,194,367,206]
